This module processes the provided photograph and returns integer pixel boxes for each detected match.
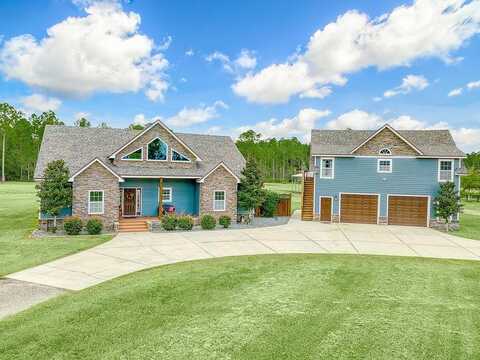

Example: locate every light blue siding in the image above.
[120,178,198,216]
[314,157,460,219]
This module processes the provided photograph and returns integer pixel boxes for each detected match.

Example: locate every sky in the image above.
[0,0,479,151]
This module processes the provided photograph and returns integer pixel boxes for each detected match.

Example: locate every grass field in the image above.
[452,201,480,240]
[0,182,112,276]
[264,182,302,212]
[1,254,480,359]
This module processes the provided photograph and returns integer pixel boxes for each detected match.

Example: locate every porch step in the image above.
[118,217,152,232]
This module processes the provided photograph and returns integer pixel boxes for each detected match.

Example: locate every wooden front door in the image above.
[320,197,332,222]
[340,194,378,224]
[388,196,428,227]
[123,189,137,216]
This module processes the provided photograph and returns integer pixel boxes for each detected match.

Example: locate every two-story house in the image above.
[305,124,466,227]
[34,120,245,231]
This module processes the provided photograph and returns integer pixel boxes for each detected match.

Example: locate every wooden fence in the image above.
[255,193,292,217]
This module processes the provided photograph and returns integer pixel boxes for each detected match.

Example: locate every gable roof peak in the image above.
[108,119,203,161]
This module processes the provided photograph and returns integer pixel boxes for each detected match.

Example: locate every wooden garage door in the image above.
[388,196,428,227]
[340,194,378,224]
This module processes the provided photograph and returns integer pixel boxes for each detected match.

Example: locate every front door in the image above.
[320,197,332,222]
[123,189,137,216]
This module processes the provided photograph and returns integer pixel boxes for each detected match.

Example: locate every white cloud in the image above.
[166,101,228,128]
[185,49,194,56]
[447,79,480,97]
[299,86,332,99]
[206,49,257,74]
[133,113,150,126]
[237,108,331,142]
[467,80,480,89]
[448,88,463,97]
[205,126,222,135]
[324,109,477,152]
[234,49,257,69]
[20,93,61,113]
[383,74,429,98]
[205,51,233,73]
[233,0,480,104]
[373,96,383,102]
[450,128,480,152]
[0,2,169,101]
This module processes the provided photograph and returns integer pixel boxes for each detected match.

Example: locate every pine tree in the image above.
[238,158,264,211]
[434,182,462,232]
[36,160,72,230]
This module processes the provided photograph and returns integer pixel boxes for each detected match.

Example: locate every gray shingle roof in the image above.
[310,128,465,157]
[34,126,245,179]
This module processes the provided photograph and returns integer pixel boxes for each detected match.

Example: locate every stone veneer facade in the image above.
[199,166,238,220]
[354,127,418,156]
[72,162,120,230]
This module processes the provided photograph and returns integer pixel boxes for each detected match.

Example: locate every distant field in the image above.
[264,182,302,212]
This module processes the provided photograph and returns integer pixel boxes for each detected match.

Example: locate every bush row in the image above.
[63,217,103,235]
[161,214,232,231]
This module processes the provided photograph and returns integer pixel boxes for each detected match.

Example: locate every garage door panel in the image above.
[340,194,378,224]
[388,196,428,227]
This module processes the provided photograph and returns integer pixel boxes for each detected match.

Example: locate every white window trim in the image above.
[121,147,143,161]
[438,159,454,182]
[319,157,334,179]
[377,159,392,173]
[213,190,226,211]
[146,137,169,162]
[379,148,392,156]
[88,190,104,215]
[162,187,172,202]
[171,149,191,163]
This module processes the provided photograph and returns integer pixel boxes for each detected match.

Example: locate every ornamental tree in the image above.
[36,160,72,229]
[434,181,462,232]
[238,158,264,211]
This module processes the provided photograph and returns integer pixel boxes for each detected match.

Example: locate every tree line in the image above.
[235,130,310,183]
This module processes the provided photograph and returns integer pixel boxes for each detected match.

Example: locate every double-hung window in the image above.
[377,159,392,173]
[213,191,226,211]
[162,188,172,202]
[438,160,454,182]
[320,158,334,179]
[88,190,104,214]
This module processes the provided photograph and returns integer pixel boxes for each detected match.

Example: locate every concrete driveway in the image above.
[7,218,480,291]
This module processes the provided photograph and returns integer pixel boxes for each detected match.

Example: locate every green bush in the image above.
[218,215,231,228]
[260,190,280,217]
[200,215,216,230]
[161,214,177,231]
[63,216,83,235]
[177,215,194,230]
[86,218,103,235]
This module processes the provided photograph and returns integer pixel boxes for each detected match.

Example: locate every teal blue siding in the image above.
[120,178,198,216]
[163,179,199,215]
[40,207,72,220]
[314,158,460,219]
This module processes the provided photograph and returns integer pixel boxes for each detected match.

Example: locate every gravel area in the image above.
[0,278,65,320]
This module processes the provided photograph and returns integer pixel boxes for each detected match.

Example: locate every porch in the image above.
[119,178,200,218]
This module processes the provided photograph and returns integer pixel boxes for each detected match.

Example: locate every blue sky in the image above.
[0,0,479,151]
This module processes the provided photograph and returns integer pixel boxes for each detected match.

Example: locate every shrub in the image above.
[218,215,231,228]
[161,214,177,231]
[260,190,280,217]
[63,216,83,235]
[177,215,194,231]
[200,215,216,230]
[86,218,103,235]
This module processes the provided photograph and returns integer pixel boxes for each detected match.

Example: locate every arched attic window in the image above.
[379,148,392,156]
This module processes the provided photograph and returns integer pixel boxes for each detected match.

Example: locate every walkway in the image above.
[7,219,480,291]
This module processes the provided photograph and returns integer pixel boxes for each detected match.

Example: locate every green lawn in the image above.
[264,182,302,212]
[0,182,112,276]
[1,254,480,359]
[449,201,480,241]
